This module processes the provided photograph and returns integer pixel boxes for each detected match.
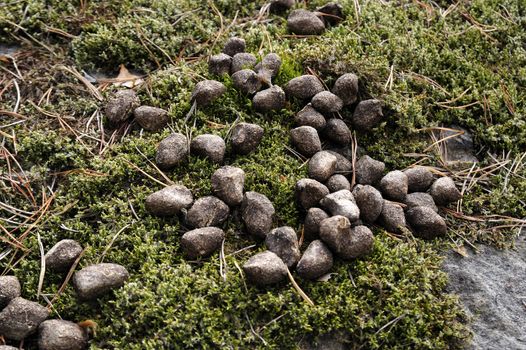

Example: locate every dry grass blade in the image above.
[36,232,46,298]
[49,248,86,307]
[98,223,131,263]
[123,159,169,187]
[134,146,175,185]
[287,268,315,306]
[58,65,103,101]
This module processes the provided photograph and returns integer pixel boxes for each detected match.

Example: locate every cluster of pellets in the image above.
[0,241,128,349]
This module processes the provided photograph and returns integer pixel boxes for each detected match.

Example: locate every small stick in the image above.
[36,232,46,298]
[287,268,314,306]
[49,248,87,307]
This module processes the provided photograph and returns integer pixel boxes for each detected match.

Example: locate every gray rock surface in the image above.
[105,89,140,124]
[441,125,478,165]
[186,196,229,228]
[378,200,406,233]
[295,104,326,130]
[38,319,88,350]
[352,184,384,223]
[355,155,385,185]
[308,151,337,182]
[209,53,232,76]
[222,37,245,57]
[190,80,226,106]
[324,118,351,145]
[0,346,18,350]
[211,166,245,206]
[45,239,83,272]
[255,53,282,83]
[241,192,275,239]
[156,133,188,169]
[296,240,334,280]
[430,176,462,206]
[332,73,358,105]
[285,75,324,100]
[269,0,294,12]
[443,234,526,350]
[265,226,301,268]
[0,275,21,308]
[287,9,325,35]
[311,91,343,114]
[232,69,262,94]
[190,134,226,163]
[231,122,264,155]
[145,185,193,216]
[320,190,360,222]
[181,227,225,259]
[351,99,383,131]
[303,207,330,241]
[326,151,352,174]
[0,297,49,340]
[133,106,169,131]
[379,170,408,202]
[295,178,330,210]
[317,2,345,26]
[253,85,286,112]
[243,251,288,286]
[73,263,129,300]
[231,52,257,73]
[325,174,351,192]
[290,126,322,157]
[404,166,434,193]
[319,216,373,259]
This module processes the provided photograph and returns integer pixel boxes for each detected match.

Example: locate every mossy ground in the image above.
[1,0,525,348]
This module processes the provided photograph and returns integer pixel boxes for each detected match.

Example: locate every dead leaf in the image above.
[317,273,337,282]
[453,245,469,257]
[113,64,144,88]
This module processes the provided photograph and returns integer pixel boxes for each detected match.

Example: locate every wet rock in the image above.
[319,216,374,259]
[290,126,322,157]
[45,239,83,272]
[405,192,438,212]
[231,52,257,73]
[211,166,245,206]
[355,155,385,185]
[352,99,383,131]
[324,118,351,145]
[252,85,286,112]
[190,80,226,107]
[38,319,88,350]
[284,75,324,100]
[155,133,188,169]
[133,106,168,131]
[326,174,351,192]
[72,263,129,300]
[0,275,21,308]
[296,240,333,280]
[379,170,408,202]
[311,91,343,114]
[406,206,447,239]
[269,0,294,12]
[332,73,359,105]
[378,200,406,233]
[430,176,462,205]
[352,184,383,223]
[0,297,49,340]
[232,69,261,95]
[295,104,326,130]
[186,196,230,228]
[145,185,193,216]
[317,2,345,26]
[265,226,301,268]
[326,150,352,174]
[241,192,275,239]
[243,251,288,286]
[105,89,140,124]
[303,207,329,241]
[231,122,264,155]
[308,151,337,182]
[287,9,325,35]
[320,190,360,222]
[255,53,282,84]
[404,166,434,193]
[295,179,330,210]
[442,125,478,164]
[190,134,226,163]
[181,227,225,259]
[209,53,232,76]
[222,37,245,57]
